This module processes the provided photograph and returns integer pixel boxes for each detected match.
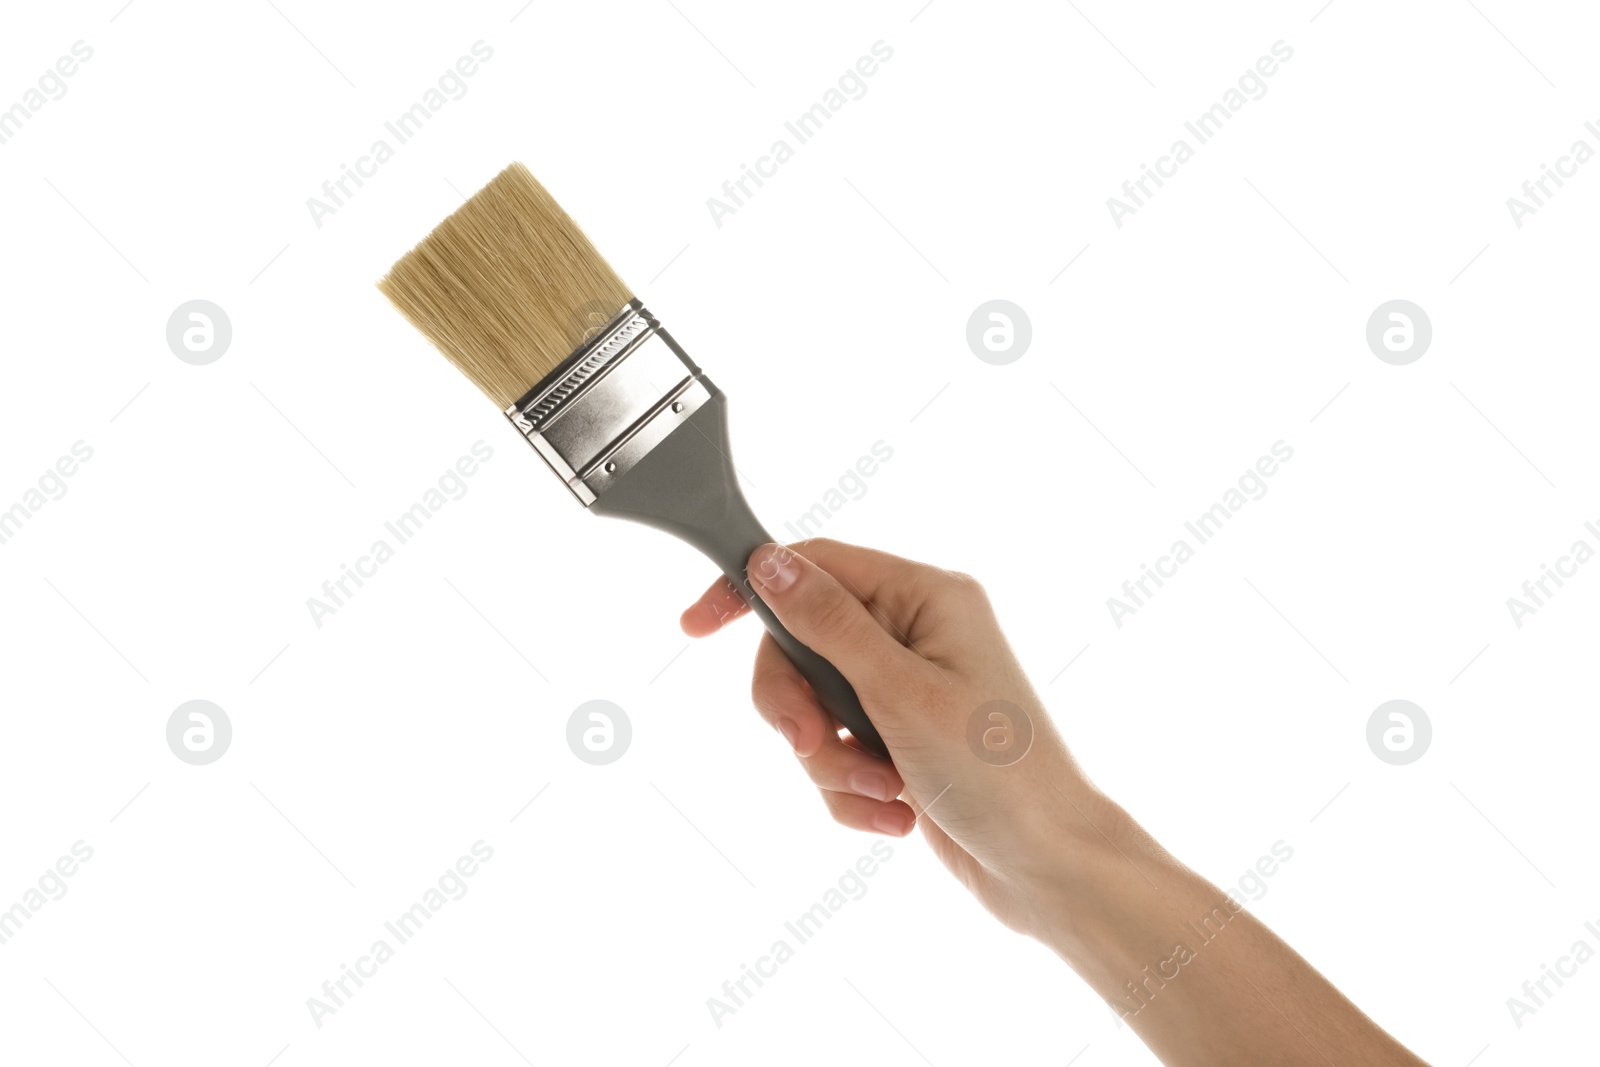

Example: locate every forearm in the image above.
[1028,782,1428,1067]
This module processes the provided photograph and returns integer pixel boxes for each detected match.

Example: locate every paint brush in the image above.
[378,163,887,756]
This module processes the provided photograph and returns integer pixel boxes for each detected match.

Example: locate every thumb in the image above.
[747,542,915,700]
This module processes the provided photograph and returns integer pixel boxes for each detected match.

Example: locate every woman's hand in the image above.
[679,537,1110,940]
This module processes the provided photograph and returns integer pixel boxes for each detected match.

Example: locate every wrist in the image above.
[1010,778,1175,966]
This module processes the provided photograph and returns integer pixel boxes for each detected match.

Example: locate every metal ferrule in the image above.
[503,299,712,505]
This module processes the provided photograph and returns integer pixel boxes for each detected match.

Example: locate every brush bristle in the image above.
[378,163,635,410]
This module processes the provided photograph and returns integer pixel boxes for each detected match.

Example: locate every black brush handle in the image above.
[589,389,889,758]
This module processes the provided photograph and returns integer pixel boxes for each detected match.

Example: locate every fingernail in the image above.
[872,809,912,836]
[753,544,799,593]
[850,771,893,802]
[777,719,800,749]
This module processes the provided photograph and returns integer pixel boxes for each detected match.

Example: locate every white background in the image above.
[1,1,1596,1064]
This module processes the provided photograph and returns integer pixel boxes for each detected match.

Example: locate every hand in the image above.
[679,538,1109,939]
[681,539,1431,1066]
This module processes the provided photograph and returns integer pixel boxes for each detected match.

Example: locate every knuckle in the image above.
[749,668,776,707]
[751,667,803,718]
[803,581,861,638]
[820,790,851,825]
[941,568,991,605]
[795,536,842,554]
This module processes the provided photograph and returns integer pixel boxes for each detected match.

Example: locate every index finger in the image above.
[679,574,752,636]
